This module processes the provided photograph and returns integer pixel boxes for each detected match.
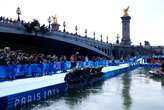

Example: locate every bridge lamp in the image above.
[116,34,120,44]
[100,34,103,42]
[63,21,66,32]
[85,29,87,37]
[93,32,96,40]
[48,16,51,30]
[75,25,78,35]
[106,36,108,43]
[16,7,21,21]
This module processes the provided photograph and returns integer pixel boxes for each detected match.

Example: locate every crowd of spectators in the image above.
[0,16,49,34]
[23,19,49,34]
[0,47,108,66]
[0,16,23,24]
[146,57,163,64]
[0,16,79,36]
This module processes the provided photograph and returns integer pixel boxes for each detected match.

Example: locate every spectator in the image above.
[70,55,76,69]
[85,56,89,62]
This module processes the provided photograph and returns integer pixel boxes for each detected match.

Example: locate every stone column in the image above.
[121,16,131,46]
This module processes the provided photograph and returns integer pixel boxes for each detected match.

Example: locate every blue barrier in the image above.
[0,61,111,79]
[140,63,161,68]
[0,60,140,79]
[0,66,7,78]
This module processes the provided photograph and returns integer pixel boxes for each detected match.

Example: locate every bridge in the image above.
[0,18,160,58]
[0,21,112,57]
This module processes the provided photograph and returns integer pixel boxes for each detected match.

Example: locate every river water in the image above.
[20,67,164,110]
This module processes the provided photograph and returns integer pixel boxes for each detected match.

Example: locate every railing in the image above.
[53,31,111,48]
[0,21,25,30]
[0,61,112,79]
[46,32,111,57]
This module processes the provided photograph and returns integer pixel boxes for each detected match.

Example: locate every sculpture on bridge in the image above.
[52,15,57,23]
[123,6,129,16]
[51,15,60,31]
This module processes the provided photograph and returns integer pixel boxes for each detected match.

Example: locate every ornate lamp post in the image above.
[75,25,78,35]
[116,34,120,44]
[100,34,103,42]
[85,29,87,37]
[106,36,108,43]
[93,32,96,40]
[16,7,21,21]
[63,21,66,32]
[48,16,51,30]
[139,42,142,46]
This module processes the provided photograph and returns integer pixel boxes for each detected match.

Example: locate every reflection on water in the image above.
[63,81,104,107]
[16,81,104,110]
[17,68,164,110]
[122,72,132,110]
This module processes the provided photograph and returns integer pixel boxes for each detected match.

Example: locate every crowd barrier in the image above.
[0,61,109,78]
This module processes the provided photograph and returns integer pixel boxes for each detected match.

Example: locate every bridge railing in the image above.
[0,61,112,79]
[0,20,25,28]
[53,32,111,50]
[51,32,111,57]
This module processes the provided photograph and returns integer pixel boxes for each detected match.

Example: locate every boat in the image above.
[149,69,164,77]
[64,66,104,90]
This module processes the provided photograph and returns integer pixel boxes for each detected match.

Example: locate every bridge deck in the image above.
[0,64,129,98]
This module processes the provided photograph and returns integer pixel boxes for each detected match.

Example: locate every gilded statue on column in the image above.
[51,15,60,31]
[52,15,57,23]
[123,6,129,16]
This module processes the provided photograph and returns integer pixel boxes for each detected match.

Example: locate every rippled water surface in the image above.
[20,67,164,110]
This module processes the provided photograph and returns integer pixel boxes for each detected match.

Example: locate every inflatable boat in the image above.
[149,70,164,77]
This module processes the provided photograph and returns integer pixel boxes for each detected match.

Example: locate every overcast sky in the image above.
[0,0,164,46]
